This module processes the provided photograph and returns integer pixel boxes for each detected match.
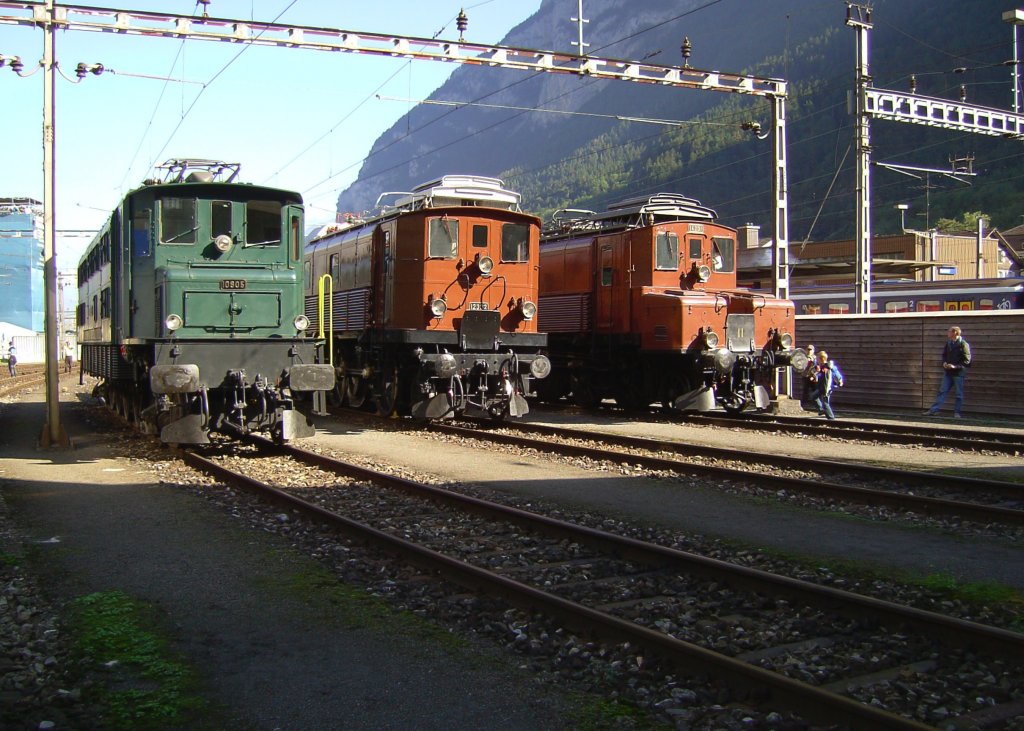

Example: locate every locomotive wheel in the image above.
[614,379,647,411]
[326,360,347,407]
[376,367,399,417]
[346,375,367,409]
[570,373,600,409]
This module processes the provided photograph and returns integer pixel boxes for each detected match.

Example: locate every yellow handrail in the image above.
[317,273,333,366]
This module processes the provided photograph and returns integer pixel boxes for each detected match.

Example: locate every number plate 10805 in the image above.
[219,279,247,290]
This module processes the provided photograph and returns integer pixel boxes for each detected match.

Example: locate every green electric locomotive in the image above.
[77,159,334,444]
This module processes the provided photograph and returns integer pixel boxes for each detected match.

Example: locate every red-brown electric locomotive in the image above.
[537,194,807,413]
[304,175,550,419]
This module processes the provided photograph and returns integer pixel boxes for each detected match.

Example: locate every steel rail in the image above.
[243,437,1024,659]
[500,421,1024,500]
[536,402,1024,453]
[682,411,1024,454]
[180,445,944,730]
[430,423,1024,526]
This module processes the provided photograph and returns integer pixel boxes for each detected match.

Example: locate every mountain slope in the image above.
[336,0,1024,238]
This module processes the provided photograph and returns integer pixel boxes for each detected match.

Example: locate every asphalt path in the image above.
[0,387,572,730]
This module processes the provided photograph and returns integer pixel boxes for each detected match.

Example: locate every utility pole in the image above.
[1005,10,1024,113]
[847,3,873,314]
[41,0,68,447]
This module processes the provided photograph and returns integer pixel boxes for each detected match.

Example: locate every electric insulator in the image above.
[75,62,87,79]
[909,74,917,94]
[681,36,692,67]
[456,9,468,40]
[960,84,967,102]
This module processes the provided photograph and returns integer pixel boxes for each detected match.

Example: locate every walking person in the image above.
[6,341,16,377]
[800,344,817,409]
[63,341,75,373]
[924,326,971,418]
[811,350,837,420]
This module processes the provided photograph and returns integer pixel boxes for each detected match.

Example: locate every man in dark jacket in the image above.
[924,326,971,418]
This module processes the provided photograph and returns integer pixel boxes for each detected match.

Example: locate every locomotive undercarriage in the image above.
[83,341,333,444]
[330,343,550,421]
[538,337,797,415]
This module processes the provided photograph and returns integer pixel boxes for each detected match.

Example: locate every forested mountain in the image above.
[336,0,1024,240]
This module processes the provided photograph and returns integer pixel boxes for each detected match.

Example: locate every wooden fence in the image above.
[794,310,1024,420]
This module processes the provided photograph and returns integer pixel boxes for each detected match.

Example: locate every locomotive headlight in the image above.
[429,297,447,318]
[779,332,793,348]
[477,255,494,277]
[697,264,712,282]
[704,330,720,349]
[164,313,183,332]
[293,314,310,332]
[519,299,537,320]
[214,234,233,253]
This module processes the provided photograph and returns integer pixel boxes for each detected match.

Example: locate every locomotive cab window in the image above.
[212,201,232,239]
[159,198,196,245]
[428,217,459,258]
[688,238,702,259]
[655,232,679,270]
[501,223,530,262]
[246,200,282,246]
[712,236,734,272]
[472,224,488,248]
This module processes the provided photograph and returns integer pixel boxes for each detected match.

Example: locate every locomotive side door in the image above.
[110,208,125,343]
[127,203,152,339]
[380,223,396,326]
[596,240,614,331]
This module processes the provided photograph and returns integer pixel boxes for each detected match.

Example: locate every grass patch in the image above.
[68,590,208,730]
[0,551,19,567]
[569,696,664,730]
[917,573,1022,606]
[255,555,467,650]
[745,543,1024,612]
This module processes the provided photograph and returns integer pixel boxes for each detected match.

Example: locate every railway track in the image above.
[537,402,1024,454]
[687,410,1024,455]
[0,365,52,397]
[427,420,1024,531]
[177,437,1024,730]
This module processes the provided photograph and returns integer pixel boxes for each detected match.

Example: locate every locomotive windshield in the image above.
[501,223,530,262]
[428,217,459,258]
[712,236,735,272]
[246,200,282,246]
[212,200,231,238]
[160,198,197,244]
[656,232,679,270]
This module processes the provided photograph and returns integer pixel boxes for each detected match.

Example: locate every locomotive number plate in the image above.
[468,302,489,311]
[219,279,247,290]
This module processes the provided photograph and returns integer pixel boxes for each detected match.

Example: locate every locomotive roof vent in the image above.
[186,171,214,183]
[378,175,522,213]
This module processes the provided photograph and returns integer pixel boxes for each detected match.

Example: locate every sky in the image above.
[0,0,544,270]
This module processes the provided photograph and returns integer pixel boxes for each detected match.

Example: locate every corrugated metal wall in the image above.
[796,310,1024,418]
